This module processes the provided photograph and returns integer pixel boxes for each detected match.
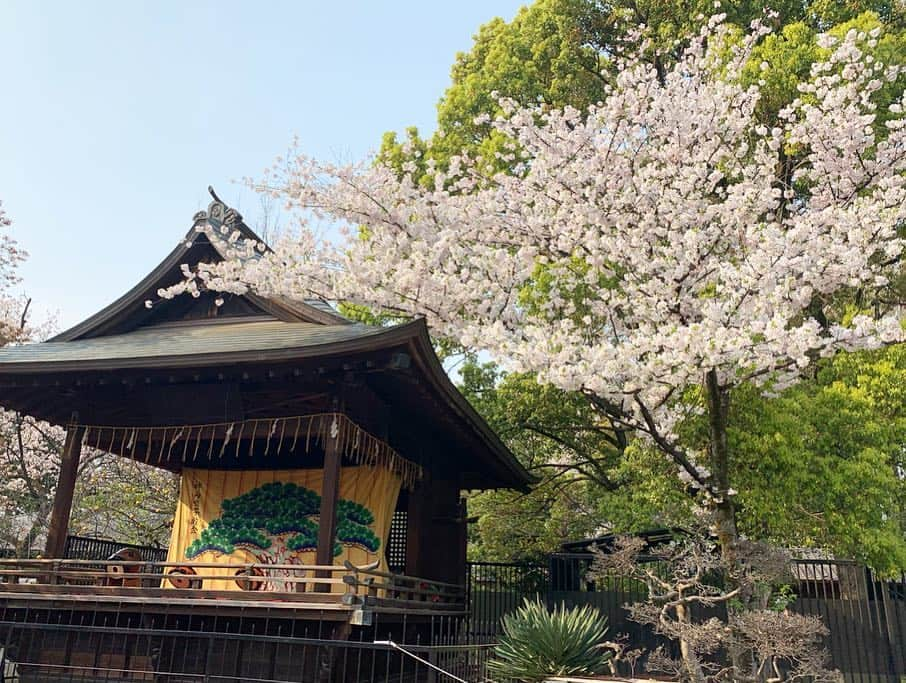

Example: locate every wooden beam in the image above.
[314,416,342,590]
[43,423,85,558]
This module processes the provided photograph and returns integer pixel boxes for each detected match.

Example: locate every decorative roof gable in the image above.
[51,188,348,342]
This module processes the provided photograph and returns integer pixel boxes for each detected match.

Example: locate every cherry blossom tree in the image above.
[0,201,51,553]
[0,201,176,553]
[169,18,906,572]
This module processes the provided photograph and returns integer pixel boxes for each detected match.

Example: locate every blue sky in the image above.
[0,1,525,328]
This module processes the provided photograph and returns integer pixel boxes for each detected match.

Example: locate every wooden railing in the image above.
[0,559,466,614]
[341,560,467,613]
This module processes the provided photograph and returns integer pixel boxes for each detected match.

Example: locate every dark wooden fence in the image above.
[63,535,169,563]
[466,556,906,683]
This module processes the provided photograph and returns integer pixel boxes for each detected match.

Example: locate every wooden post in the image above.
[314,417,342,591]
[44,423,85,558]
[405,478,427,577]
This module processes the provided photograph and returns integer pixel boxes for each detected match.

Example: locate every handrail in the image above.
[0,558,467,611]
[0,559,342,571]
[343,561,464,591]
[0,558,350,597]
[340,560,467,610]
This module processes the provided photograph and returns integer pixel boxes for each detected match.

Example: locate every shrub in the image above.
[488,598,611,682]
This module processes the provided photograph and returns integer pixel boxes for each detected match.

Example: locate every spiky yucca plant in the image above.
[488,598,611,682]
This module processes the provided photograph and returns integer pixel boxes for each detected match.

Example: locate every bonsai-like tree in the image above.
[185,482,380,590]
[592,528,841,682]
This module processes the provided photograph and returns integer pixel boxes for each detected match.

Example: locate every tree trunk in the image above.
[256,538,301,592]
[704,369,738,566]
[675,602,706,683]
[705,369,750,676]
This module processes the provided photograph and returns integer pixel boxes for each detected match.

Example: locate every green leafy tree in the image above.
[460,362,622,560]
[594,347,906,574]
[379,0,904,178]
[73,457,177,548]
[186,482,380,567]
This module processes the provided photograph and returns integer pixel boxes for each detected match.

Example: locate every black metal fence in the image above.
[0,605,487,683]
[466,556,906,683]
[793,560,906,682]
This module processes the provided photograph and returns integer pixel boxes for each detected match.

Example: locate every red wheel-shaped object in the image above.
[104,562,127,586]
[167,566,201,589]
[234,566,266,591]
[105,548,144,586]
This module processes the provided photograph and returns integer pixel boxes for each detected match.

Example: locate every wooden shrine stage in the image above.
[0,558,466,624]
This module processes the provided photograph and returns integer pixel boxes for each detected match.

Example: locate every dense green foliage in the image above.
[465,347,906,572]
[186,482,379,559]
[603,346,906,573]
[459,362,619,560]
[488,598,611,682]
[730,348,906,573]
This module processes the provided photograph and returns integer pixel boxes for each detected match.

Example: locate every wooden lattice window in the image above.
[386,510,407,573]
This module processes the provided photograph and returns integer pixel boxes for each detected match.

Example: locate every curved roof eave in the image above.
[404,319,536,491]
[1,317,534,490]
[0,319,417,374]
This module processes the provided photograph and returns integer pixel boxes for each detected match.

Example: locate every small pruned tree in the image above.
[591,529,841,682]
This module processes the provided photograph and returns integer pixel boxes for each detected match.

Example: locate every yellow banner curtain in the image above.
[166,466,401,592]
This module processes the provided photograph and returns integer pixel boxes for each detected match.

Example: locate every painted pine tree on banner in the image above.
[186,482,379,591]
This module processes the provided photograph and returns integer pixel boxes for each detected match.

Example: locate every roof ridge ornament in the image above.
[191,186,245,232]
[204,185,244,234]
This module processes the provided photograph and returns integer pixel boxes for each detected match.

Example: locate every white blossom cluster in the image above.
[168,20,906,474]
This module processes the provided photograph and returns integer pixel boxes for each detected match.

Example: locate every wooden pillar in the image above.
[44,423,85,558]
[405,478,428,577]
[314,417,342,591]
[404,476,463,585]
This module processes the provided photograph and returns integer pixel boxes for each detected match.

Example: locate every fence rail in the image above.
[0,557,467,622]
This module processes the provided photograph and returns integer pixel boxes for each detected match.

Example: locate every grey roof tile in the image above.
[0,321,384,366]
